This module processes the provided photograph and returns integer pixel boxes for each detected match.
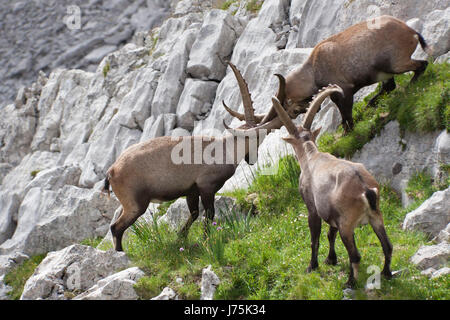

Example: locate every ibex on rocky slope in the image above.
[271,85,393,287]
[259,15,432,133]
[103,63,296,251]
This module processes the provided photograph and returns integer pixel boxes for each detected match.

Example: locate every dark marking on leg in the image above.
[366,78,396,108]
[324,226,338,265]
[307,212,322,273]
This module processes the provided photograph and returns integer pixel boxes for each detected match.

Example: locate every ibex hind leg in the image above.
[331,89,354,133]
[339,227,361,288]
[111,201,148,251]
[324,226,338,266]
[369,215,393,279]
[366,77,396,108]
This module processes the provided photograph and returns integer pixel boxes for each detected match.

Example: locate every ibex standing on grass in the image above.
[103,63,290,251]
[271,85,393,287]
[260,15,431,133]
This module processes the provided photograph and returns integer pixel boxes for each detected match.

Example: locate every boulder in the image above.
[200,265,220,300]
[403,188,450,239]
[20,244,130,300]
[176,78,219,130]
[0,186,120,256]
[187,9,245,81]
[352,122,448,205]
[435,224,450,243]
[410,242,450,270]
[158,196,243,232]
[73,267,145,300]
[151,287,179,300]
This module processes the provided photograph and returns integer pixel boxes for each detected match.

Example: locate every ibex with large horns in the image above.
[255,15,431,133]
[103,63,300,251]
[271,87,393,287]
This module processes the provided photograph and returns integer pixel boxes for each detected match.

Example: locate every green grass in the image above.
[219,0,238,10]
[246,0,264,13]
[5,63,448,301]
[102,62,110,78]
[119,154,449,300]
[318,62,449,158]
[3,254,47,300]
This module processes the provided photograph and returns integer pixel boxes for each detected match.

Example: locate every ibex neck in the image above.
[293,141,319,171]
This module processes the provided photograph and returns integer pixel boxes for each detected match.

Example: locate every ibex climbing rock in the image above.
[103,63,289,251]
[261,15,431,133]
[271,84,393,287]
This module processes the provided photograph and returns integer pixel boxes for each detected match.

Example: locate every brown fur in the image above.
[272,95,393,287]
[276,15,430,132]
[105,63,288,252]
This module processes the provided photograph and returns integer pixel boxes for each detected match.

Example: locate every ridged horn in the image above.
[228,62,256,127]
[260,73,287,124]
[271,96,298,136]
[222,100,245,121]
[302,84,344,130]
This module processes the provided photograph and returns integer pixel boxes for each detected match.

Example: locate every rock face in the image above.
[0,0,449,300]
[351,122,449,206]
[20,244,130,300]
[403,188,450,239]
[0,0,170,108]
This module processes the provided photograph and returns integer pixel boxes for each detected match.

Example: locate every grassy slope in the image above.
[4,63,449,300]
[125,63,449,300]
[318,62,449,158]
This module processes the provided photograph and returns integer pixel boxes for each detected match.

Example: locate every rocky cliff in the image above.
[0,0,449,300]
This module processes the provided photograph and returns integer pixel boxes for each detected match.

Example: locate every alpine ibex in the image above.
[260,15,431,132]
[271,85,393,287]
[103,63,288,251]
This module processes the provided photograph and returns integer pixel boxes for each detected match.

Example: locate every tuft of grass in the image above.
[318,62,449,158]
[80,237,104,248]
[102,62,110,78]
[4,254,47,300]
[220,0,238,10]
[246,0,264,13]
[123,153,449,300]
[30,170,40,178]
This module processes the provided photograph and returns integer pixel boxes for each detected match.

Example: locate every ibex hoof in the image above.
[324,256,338,266]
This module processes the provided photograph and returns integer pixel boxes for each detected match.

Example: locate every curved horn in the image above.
[222,100,245,121]
[228,62,256,127]
[271,96,298,136]
[302,84,344,130]
[274,74,286,103]
[260,73,287,124]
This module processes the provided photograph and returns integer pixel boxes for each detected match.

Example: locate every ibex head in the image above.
[222,63,291,137]
[272,84,344,147]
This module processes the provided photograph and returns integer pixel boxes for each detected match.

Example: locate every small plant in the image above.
[220,0,237,10]
[4,254,47,300]
[405,170,448,207]
[80,237,103,248]
[30,170,40,178]
[246,0,264,13]
[102,62,110,78]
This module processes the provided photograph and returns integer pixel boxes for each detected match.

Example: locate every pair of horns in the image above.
[272,84,344,135]
[223,62,286,130]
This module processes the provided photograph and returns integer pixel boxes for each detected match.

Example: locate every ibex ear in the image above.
[312,127,322,142]
[282,135,297,144]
